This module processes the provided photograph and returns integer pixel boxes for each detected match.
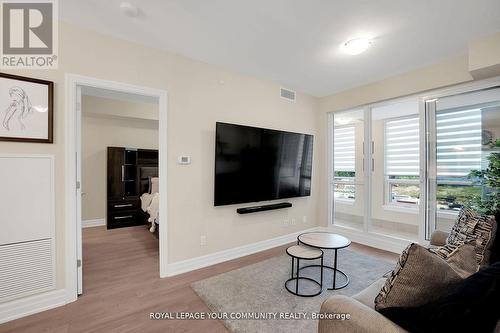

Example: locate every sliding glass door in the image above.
[331,109,366,231]
[426,87,500,237]
[330,101,424,241]
[330,83,500,243]
[370,99,422,241]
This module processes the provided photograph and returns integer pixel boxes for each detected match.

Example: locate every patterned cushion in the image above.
[442,208,497,266]
[375,244,411,309]
[447,208,478,245]
[429,243,458,260]
[473,214,497,265]
[375,243,463,311]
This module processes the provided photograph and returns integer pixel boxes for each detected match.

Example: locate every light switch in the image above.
[178,155,191,165]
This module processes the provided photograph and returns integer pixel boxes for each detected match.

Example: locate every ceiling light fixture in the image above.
[341,38,373,55]
[120,2,139,17]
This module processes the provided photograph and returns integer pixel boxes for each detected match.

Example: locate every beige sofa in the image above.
[318,231,499,333]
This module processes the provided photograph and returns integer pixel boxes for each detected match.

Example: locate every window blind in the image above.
[334,126,355,173]
[436,108,482,177]
[385,117,420,176]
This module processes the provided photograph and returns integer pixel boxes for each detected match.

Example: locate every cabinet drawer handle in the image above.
[114,204,133,208]
[114,215,133,220]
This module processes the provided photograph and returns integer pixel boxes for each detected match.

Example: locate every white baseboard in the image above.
[319,226,411,254]
[0,289,67,324]
[166,226,321,276]
[82,218,105,228]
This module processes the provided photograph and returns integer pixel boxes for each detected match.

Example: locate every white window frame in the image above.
[385,178,420,208]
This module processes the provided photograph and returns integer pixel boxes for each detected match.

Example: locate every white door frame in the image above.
[75,85,82,294]
[65,74,168,303]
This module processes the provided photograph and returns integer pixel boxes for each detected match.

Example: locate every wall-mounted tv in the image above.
[214,122,313,206]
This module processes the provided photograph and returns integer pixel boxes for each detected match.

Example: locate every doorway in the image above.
[330,99,423,243]
[65,75,168,300]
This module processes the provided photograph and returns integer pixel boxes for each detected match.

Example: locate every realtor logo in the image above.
[1,0,58,68]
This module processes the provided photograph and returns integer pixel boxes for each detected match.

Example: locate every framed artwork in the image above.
[0,73,54,143]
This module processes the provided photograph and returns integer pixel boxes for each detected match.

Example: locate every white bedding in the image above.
[140,177,159,232]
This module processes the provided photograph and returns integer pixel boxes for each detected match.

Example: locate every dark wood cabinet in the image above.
[107,147,158,229]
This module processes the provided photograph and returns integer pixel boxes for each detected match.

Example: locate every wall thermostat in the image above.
[178,155,191,165]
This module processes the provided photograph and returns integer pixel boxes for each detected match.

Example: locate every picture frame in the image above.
[0,72,54,143]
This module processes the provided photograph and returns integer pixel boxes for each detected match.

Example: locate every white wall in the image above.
[81,95,159,221]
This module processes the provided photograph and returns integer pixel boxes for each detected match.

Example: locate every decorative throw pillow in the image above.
[444,241,478,278]
[473,214,497,265]
[490,216,500,263]
[374,243,463,311]
[378,261,500,333]
[447,208,478,245]
[441,208,497,266]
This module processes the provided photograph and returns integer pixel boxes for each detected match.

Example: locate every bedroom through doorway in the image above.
[66,75,168,298]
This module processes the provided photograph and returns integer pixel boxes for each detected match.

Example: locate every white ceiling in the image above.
[60,0,500,97]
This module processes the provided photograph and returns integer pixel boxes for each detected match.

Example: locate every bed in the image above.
[140,177,159,232]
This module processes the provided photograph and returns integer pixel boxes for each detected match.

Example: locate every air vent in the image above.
[280,87,296,102]
[0,239,55,303]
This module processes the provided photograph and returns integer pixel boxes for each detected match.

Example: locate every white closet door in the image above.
[0,154,55,303]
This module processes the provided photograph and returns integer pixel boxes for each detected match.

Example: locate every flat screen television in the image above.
[214,122,313,206]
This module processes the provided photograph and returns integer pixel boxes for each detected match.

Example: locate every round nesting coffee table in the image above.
[285,245,324,297]
[297,232,351,290]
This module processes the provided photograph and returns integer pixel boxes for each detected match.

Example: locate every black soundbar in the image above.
[236,202,292,214]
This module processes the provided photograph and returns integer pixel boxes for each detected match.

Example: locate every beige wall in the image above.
[81,96,159,221]
[82,95,159,121]
[320,55,473,113]
[469,32,500,79]
[0,22,322,290]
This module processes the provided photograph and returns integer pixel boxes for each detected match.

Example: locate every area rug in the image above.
[191,249,394,333]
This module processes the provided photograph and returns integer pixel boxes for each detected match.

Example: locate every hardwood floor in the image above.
[0,226,398,333]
